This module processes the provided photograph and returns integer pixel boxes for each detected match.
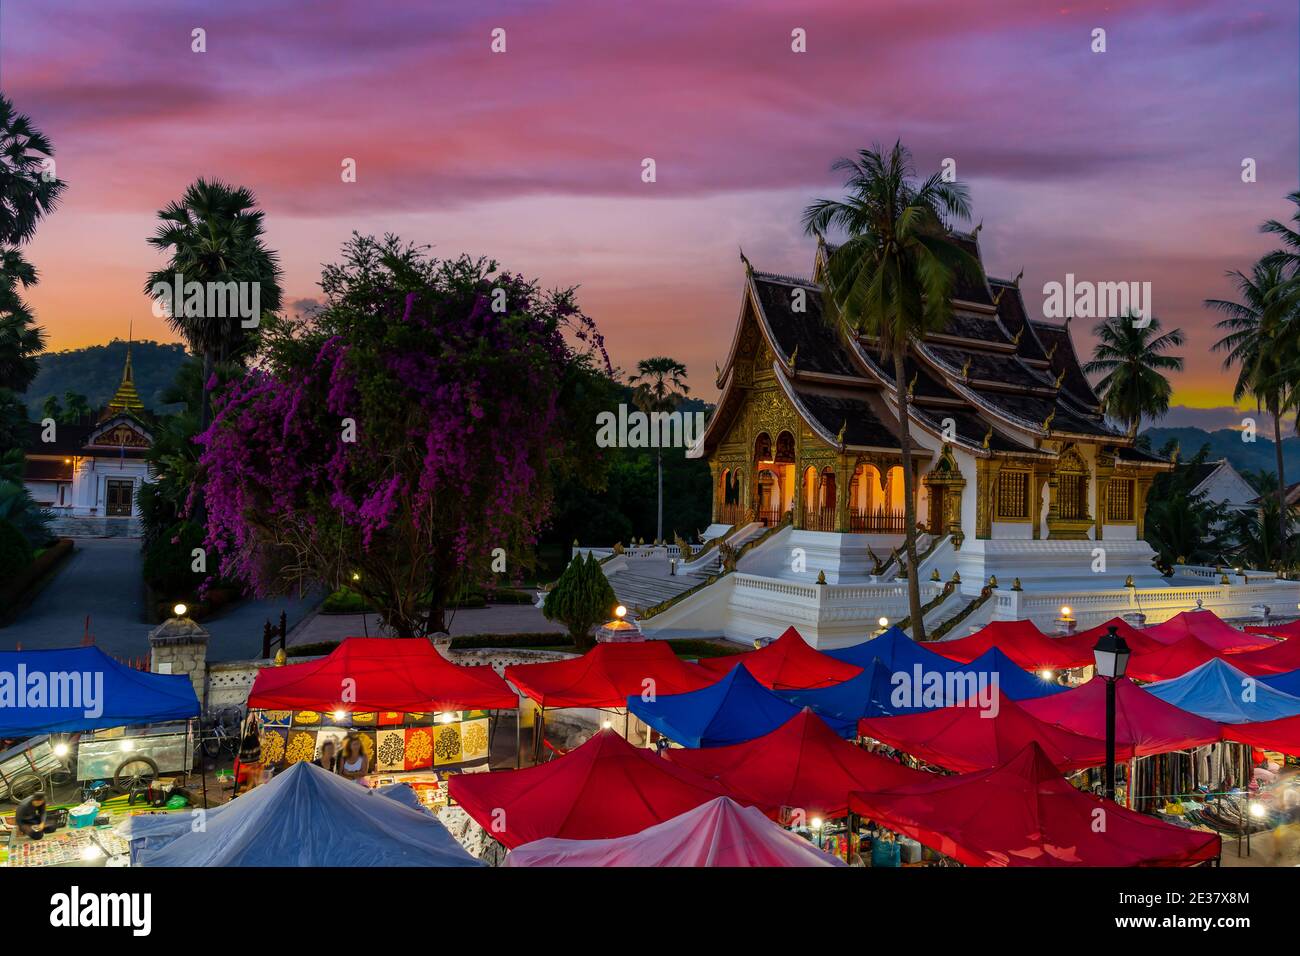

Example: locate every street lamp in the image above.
[1092,625,1131,802]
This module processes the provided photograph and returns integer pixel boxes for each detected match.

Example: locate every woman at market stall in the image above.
[338,735,370,781]
[315,740,338,773]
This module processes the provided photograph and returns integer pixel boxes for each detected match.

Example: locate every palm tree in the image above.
[0,247,44,390]
[144,178,282,429]
[1081,314,1184,437]
[1207,259,1297,559]
[802,142,980,641]
[0,96,64,393]
[629,357,690,542]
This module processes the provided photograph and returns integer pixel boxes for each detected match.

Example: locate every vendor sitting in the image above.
[338,735,371,781]
[15,792,47,841]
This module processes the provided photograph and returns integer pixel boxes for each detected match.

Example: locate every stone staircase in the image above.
[607,523,769,613]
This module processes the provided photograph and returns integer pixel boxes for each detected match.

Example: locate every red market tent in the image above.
[247,637,517,712]
[1246,619,1300,640]
[503,641,717,709]
[1223,713,1300,755]
[446,729,745,849]
[665,708,927,819]
[928,620,1087,671]
[1055,618,1168,659]
[1141,610,1273,654]
[858,693,1114,773]
[696,627,862,690]
[1020,677,1222,756]
[503,796,845,868]
[1224,635,1300,677]
[1125,635,1225,683]
[848,743,1221,867]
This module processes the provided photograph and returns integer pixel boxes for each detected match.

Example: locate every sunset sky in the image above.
[3,0,1297,429]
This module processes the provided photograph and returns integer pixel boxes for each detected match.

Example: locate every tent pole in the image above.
[515,704,521,770]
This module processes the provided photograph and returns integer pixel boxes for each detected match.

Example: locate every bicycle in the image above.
[195,706,245,761]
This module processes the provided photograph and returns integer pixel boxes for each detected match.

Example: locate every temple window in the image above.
[1106,478,1134,522]
[995,471,1031,520]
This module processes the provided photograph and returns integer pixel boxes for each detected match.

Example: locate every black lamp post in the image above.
[1092,625,1131,802]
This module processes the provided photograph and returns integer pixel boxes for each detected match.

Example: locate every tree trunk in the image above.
[199,350,215,434]
[656,448,664,543]
[893,348,927,641]
[1274,407,1288,567]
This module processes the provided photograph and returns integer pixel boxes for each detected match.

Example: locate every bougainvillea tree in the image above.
[196,234,607,636]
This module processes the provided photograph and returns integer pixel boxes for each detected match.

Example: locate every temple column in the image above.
[709,461,721,524]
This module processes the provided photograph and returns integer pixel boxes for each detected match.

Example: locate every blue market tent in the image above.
[783,650,1063,723]
[962,648,1068,702]
[1146,658,1300,724]
[629,663,854,748]
[0,646,199,735]
[130,761,483,867]
[781,658,900,721]
[1262,668,1300,699]
[824,627,952,672]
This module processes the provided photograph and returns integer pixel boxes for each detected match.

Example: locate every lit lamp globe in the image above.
[173,603,188,619]
[876,616,889,635]
[1056,604,1076,637]
[596,604,641,644]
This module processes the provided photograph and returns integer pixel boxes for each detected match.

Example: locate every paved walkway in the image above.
[289,603,566,646]
[0,538,320,661]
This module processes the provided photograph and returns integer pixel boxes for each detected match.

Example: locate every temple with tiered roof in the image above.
[23,345,156,537]
[588,233,1300,647]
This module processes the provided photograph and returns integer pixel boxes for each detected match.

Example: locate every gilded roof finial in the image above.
[907,371,916,399]
[1012,268,1024,287]
[789,344,798,370]
[1042,409,1056,432]
[1054,368,1066,388]
[1011,326,1024,346]
[739,247,753,275]
[960,355,972,379]
[836,420,847,446]
[1045,342,1058,361]
[982,426,993,450]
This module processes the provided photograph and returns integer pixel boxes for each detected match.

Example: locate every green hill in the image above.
[22,340,189,416]
[1140,426,1300,483]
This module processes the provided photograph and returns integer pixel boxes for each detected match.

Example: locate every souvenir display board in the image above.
[4,827,129,867]
[256,709,491,773]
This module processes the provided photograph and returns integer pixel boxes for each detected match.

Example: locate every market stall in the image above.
[927,620,1089,671]
[1141,610,1275,654]
[1228,634,1300,676]
[0,647,201,868]
[857,693,1113,774]
[1124,635,1226,683]
[1020,675,1225,810]
[504,796,845,867]
[1145,658,1300,723]
[1055,617,1168,659]
[503,641,719,761]
[695,626,862,689]
[246,637,518,810]
[128,760,481,867]
[628,664,853,747]
[446,728,747,849]
[848,742,1221,867]
[666,708,924,821]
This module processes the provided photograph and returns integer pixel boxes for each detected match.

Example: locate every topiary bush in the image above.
[542,551,618,650]
[0,517,34,580]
